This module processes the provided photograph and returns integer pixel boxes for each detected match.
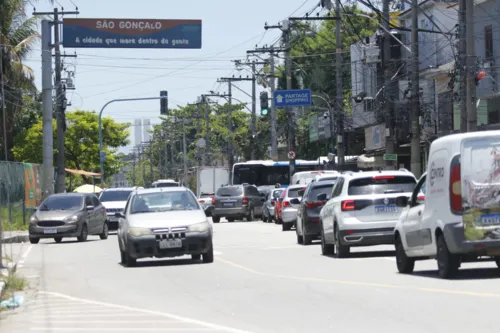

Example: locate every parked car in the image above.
[296,180,336,245]
[116,187,213,267]
[99,187,142,230]
[29,193,108,244]
[394,131,500,278]
[320,170,417,257]
[262,188,284,223]
[278,185,305,231]
[291,170,339,186]
[212,184,265,222]
[198,192,215,216]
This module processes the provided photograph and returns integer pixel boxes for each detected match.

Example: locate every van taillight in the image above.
[341,200,356,211]
[449,155,462,214]
[242,196,249,205]
[211,197,215,206]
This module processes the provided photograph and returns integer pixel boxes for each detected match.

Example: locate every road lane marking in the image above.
[18,245,33,268]
[30,320,181,324]
[38,291,254,333]
[30,329,216,332]
[214,251,223,255]
[216,257,500,298]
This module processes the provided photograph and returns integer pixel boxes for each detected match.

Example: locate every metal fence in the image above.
[0,161,43,230]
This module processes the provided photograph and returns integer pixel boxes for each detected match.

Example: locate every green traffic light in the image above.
[261,109,268,117]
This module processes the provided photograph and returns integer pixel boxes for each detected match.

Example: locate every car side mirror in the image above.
[298,189,305,196]
[114,212,125,218]
[395,196,409,207]
[317,193,328,201]
[86,205,95,211]
[290,198,300,205]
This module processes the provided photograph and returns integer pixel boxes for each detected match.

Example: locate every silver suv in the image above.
[212,184,265,223]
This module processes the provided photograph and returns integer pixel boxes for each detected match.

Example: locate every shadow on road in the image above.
[411,267,500,280]
[121,257,207,268]
[323,250,395,259]
[47,239,99,244]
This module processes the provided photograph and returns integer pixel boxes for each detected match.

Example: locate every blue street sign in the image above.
[274,89,312,108]
[62,18,202,49]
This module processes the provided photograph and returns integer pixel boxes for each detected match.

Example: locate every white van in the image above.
[291,170,339,186]
[393,131,500,278]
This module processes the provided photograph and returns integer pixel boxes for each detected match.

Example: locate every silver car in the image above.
[116,187,213,267]
[29,193,108,244]
[262,189,284,223]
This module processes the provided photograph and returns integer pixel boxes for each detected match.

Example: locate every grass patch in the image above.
[0,206,29,231]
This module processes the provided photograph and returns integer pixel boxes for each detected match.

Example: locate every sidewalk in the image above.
[1,242,28,301]
[1,230,29,244]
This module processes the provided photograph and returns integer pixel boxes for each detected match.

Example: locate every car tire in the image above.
[320,225,334,256]
[192,254,201,260]
[29,238,40,244]
[212,216,220,223]
[54,237,63,243]
[77,224,88,242]
[203,240,214,263]
[99,223,109,240]
[495,257,500,269]
[124,247,137,267]
[227,218,235,222]
[395,235,415,274]
[120,249,127,265]
[334,227,349,258]
[282,223,291,231]
[246,208,255,222]
[436,234,459,279]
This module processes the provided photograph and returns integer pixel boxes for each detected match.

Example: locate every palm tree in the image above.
[1,0,41,160]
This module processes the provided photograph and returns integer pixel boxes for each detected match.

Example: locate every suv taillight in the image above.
[242,196,249,205]
[305,201,325,209]
[283,201,291,208]
[211,197,216,206]
[341,200,356,211]
[450,155,462,214]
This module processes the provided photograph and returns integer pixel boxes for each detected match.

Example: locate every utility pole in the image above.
[149,140,153,185]
[182,116,188,184]
[382,0,395,170]
[251,61,257,159]
[203,96,211,166]
[410,0,422,178]
[34,8,79,193]
[0,0,5,267]
[458,0,467,132]
[131,149,136,185]
[335,0,345,169]
[465,0,477,132]
[141,144,146,187]
[40,19,54,197]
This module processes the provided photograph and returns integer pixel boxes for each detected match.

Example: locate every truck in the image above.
[196,166,230,197]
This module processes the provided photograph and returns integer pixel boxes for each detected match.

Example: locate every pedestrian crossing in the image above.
[8,291,252,333]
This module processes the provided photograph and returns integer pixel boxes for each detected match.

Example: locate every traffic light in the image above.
[160,90,168,115]
[260,91,269,118]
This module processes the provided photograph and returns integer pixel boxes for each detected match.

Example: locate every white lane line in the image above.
[33,309,123,314]
[214,251,223,255]
[31,320,180,324]
[30,329,215,332]
[33,314,157,319]
[38,291,254,333]
[18,245,33,268]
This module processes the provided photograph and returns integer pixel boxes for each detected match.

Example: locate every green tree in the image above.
[12,110,130,186]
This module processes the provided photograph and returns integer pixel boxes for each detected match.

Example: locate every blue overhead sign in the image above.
[274,89,312,108]
[62,18,202,49]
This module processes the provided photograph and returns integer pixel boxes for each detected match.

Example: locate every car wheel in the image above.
[320,225,334,255]
[192,254,201,261]
[395,235,415,274]
[212,216,220,223]
[282,223,291,231]
[99,223,109,240]
[246,208,255,222]
[124,247,137,267]
[54,237,63,243]
[227,218,235,222]
[29,237,40,244]
[436,234,459,279]
[120,249,127,265]
[77,224,88,242]
[334,226,349,258]
[203,239,214,263]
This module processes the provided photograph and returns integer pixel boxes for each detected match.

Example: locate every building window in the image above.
[485,24,493,58]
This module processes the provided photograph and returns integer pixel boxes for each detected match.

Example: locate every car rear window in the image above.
[309,184,335,199]
[287,188,302,198]
[348,176,416,195]
[216,187,243,197]
[272,189,284,198]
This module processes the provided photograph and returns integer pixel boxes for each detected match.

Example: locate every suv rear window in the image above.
[216,187,243,197]
[348,176,416,195]
[309,184,335,199]
[287,188,302,198]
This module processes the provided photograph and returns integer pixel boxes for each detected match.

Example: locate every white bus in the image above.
[232,156,358,187]
[151,179,180,188]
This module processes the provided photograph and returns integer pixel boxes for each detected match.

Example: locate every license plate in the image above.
[375,205,397,213]
[158,239,182,249]
[223,202,234,207]
[481,214,500,225]
[43,228,57,234]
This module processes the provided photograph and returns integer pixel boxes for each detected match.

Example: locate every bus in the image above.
[232,156,359,187]
[151,179,180,188]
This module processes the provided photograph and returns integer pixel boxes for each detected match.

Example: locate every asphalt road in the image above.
[2,219,500,333]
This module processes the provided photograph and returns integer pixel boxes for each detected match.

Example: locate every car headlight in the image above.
[188,222,210,233]
[128,227,153,237]
[64,215,79,223]
[30,215,38,224]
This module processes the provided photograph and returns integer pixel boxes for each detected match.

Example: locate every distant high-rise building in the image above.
[143,119,151,142]
[134,119,142,146]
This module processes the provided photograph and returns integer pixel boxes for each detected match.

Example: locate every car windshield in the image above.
[130,191,199,214]
[216,187,243,197]
[99,190,132,202]
[39,196,83,211]
[348,176,416,195]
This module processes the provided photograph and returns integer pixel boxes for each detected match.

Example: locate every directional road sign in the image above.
[274,89,312,108]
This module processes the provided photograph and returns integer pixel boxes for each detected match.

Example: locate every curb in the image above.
[0,262,18,299]
[1,235,29,244]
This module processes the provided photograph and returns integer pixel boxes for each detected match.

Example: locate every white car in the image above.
[291,170,339,186]
[319,170,417,257]
[394,131,500,278]
[99,187,142,230]
[115,187,213,267]
[278,185,303,231]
